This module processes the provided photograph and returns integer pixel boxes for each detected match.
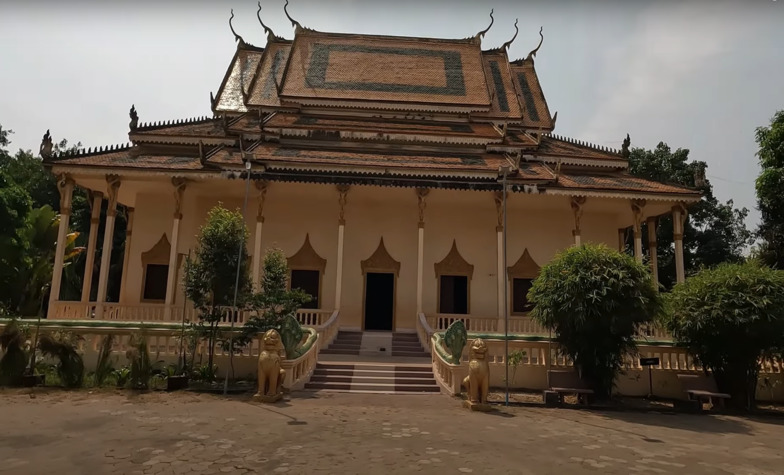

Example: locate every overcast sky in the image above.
[1,0,782,230]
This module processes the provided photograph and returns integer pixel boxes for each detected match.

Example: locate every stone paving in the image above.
[1,389,783,474]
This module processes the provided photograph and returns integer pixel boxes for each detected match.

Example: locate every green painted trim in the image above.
[434,330,674,347]
[431,333,460,366]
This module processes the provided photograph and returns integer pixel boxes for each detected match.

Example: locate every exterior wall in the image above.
[120,180,630,330]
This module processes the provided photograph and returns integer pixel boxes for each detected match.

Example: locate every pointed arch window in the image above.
[507,249,541,315]
[434,240,474,315]
[287,234,327,309]
[140,234,171,302]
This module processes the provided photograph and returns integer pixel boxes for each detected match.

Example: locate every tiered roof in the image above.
[42,6,700,201]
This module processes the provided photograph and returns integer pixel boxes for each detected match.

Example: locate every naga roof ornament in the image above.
[475,9,494,40]
[525,26,544,61]
[284,0,304,31]
[257,2,282,41]
[229,9,246,45]
[500,19,519,50]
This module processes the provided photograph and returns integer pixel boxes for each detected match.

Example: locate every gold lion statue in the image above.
[462,338,491,410]
[254,329,286,403]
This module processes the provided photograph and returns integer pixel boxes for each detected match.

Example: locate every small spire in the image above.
[39,129,53,159]
[284,0,302,30]
[229,9,246,45]
[621,133,631,158]
[476,9,494,39]
[501,19,519,50]
[129,104,138,131]
[257,2,278,39]
[552,111,558,127]
[526,27,544,61]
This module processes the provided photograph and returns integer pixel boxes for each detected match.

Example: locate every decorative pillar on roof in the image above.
[672,203,687,284]
[164,178,186,320]
[570,196,586,246]
[50,173,75,305]
[118,207,135,303]
[95,175,121,318]
[252,181,268,290]
[335,184,350,310]
[631,199,646,263]
[494,191,505,329]
[646,216,659,288]
[415,187,429,314]
[80,191,103,303]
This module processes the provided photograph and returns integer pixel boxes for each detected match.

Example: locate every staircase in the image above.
[305,362,440,394]
[319,331,362,355]
[391,332,429,357]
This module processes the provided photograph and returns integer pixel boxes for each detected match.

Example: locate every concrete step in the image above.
[313,369,436,379]
[316,363,432,372]
[391,351,430,358]
[309,375,437,385]
[320,348,360,355]
[304,381,440,393]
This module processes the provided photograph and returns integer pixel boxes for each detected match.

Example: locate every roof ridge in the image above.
[52,142,133,160]
[543,133,621,156]
[136,115,219,131]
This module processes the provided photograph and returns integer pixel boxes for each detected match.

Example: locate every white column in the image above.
[81,192,103,302]
[96,176,121,317]
[673,204,686,284]
[335,185,350,310]
[118,207,134,303]
[252,181,268,290]
[336,223,346,310]
[164,179,186,319]
[50,174,75,305]
[631,200,646,263]
[647,216,659,287]
[493,191,505,330]
[415,188,428,314]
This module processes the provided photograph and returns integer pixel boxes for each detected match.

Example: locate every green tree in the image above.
[240,248,310,347]
[528,244,663,398]
[183,205,252,380]
[755,110,784,269]
[665,261,784,410]
[628,143,751,289]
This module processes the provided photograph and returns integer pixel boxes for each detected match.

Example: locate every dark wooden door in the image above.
[364,272,394,331]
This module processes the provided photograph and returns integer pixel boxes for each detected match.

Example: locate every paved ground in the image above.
[1,389,783,474]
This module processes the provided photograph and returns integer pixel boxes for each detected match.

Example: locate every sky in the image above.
[1,0,782,230]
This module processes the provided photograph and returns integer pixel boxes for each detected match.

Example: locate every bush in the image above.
[528,244,663,398]
[0,319,29,386]
[665,261,784,410]
[93,334,115,387]
[126,333,152,390]
[37,331,84,388]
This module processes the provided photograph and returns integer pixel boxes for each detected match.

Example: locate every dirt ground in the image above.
[1,388,784,474]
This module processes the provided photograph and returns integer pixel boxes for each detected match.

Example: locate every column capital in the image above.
[105,175,121,217]
[493,190,503,230]
[337,184,349,225]
[631,198,646,230]
[172,177,187,219]
[56,173,76,214]
[255,180,269,222]
[416,187,429,228]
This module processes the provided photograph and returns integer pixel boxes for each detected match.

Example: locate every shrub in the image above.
[93,334,115,387]
[37,331,84,388]
[665,261,784,410]
[126,333,152,390]
[528,244,663,398]
[0,319,29,386]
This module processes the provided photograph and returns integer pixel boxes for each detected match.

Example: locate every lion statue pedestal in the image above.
[253,329,286,403]
[461,338,493,412]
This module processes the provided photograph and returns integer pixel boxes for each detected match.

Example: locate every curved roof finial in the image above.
[501,19,519,50]
[284,0,302,30]
[526,26,544,61]
[257,2,278,39]
[229,9,245,45]
[476,9,494,39]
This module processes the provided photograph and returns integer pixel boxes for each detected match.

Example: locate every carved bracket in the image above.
[56,173,75,214]
[672,202,688,239]
[255,180,269,222]
[172,177,187,219]
[416,188,429,228]
[493,191,503,231]
[105,175,121,217]
[570,196,586,235]
[631,199,646,236]
[337,184,349,225]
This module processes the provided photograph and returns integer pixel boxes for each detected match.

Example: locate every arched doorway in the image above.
[360,238,400,331]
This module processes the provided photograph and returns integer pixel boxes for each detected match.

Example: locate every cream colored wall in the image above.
[122,181,636,331]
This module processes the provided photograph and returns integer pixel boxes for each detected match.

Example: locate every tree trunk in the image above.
[715,364,758,411]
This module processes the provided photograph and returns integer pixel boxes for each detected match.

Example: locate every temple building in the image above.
[41,6,700,333]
